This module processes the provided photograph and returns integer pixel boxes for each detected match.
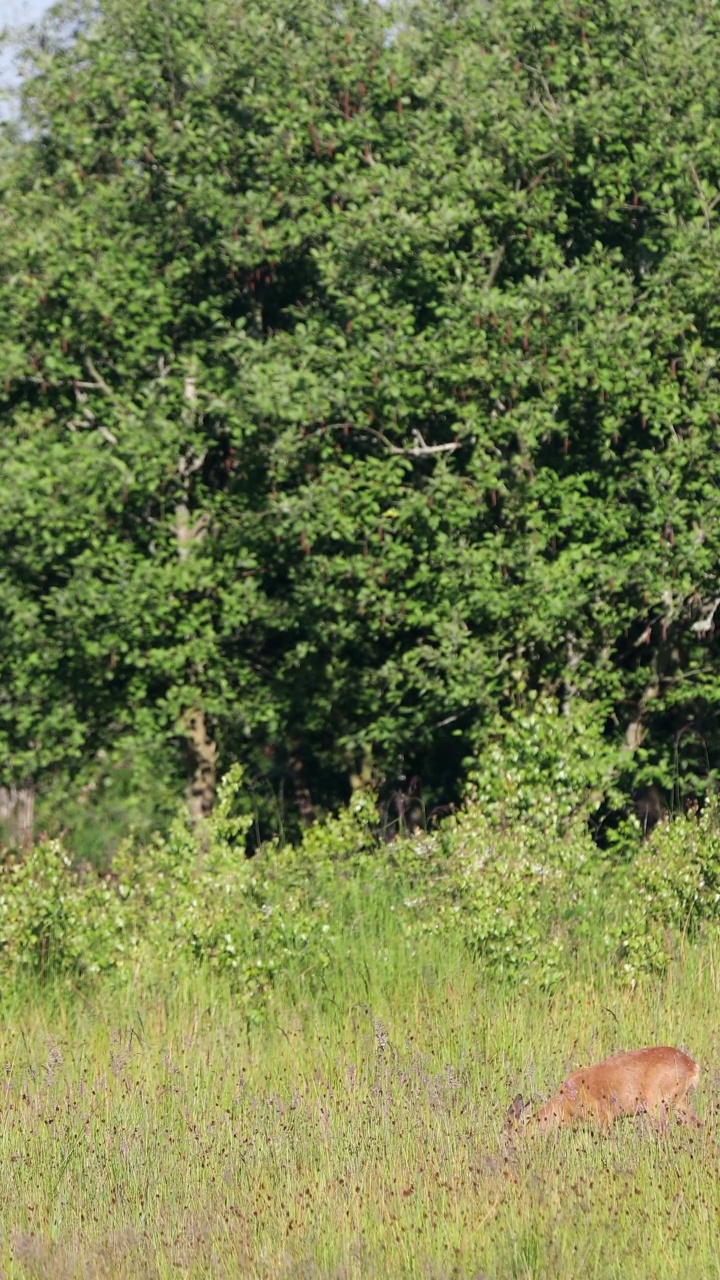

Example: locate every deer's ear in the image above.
[505,1093,526,1128]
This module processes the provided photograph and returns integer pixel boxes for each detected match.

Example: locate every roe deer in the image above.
[534,1046,700,1130]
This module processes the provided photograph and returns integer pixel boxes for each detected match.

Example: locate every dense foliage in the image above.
[2,770,720,1004]
[2,0,720,836]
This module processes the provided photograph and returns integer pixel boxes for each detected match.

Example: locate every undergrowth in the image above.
[1,765,720,1007]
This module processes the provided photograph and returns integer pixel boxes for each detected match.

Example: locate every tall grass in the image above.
[2,924,719,1279]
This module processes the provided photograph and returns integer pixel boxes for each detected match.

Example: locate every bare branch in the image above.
[691,596,720,635]
[434,713,460,730]
[483,243,506,293]
[83,355,115,397]
[519,61,558,113]
[689,162,720,232]
[177,449,207,480]
[311,421,462,457]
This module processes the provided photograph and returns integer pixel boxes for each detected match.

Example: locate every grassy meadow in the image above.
[1,925,719,1280]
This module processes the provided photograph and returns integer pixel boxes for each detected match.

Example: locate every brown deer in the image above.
[510,1047,700,1131]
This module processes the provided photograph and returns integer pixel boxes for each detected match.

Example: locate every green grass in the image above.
[1,931,719,1279]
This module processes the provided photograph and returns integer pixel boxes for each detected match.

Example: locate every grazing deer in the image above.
[510,1047,700,1131]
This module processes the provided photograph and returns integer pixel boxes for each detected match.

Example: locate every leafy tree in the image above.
[1,0,720,842]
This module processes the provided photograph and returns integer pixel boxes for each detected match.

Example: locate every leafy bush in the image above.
[0,840,84,974]
[614,801,720,977]
[436,808,600,987]
[465,695,622,834]
[2,766,720,1004]
[0,770,404,1014]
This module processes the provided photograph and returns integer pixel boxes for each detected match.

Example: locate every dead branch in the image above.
[83,355,115,397]
[312,421,462,457]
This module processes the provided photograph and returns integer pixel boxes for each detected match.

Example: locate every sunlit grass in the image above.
[1,932,719,1278]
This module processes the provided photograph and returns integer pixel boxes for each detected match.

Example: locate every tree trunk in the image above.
[179,371,215,823]
[184,708,218,826]
[633,785,668,835]
[0,783,35,849]
[349,746,374,792]
[290,752,316,826]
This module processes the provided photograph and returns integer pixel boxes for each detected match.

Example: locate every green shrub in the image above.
[0,771,399,1014]
[614,800,720,977]
[2,764,720,1005]
[465,695,623,835]
[417,804,609,987]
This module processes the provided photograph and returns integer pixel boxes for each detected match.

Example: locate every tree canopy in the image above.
[2,0,720,843]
